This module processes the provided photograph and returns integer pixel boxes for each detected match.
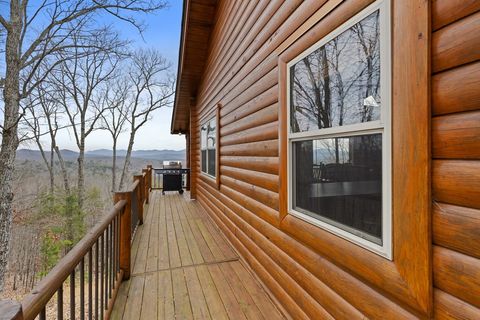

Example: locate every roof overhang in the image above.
[171,0,218,134]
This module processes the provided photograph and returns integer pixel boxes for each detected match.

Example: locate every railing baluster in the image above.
[88,250,92,320]
[105,226,109,307]
[70,269,75,319]
[80,257,85,320]
[95,240,99,320]
[57,284,63,320]
[117,214,120,274]
[109,223,112,299]
[100,233,104,320]
[7,195,131,320]
[39,307,46,320]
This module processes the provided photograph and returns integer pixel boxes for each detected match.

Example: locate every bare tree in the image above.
[118,49,174,190]
[0,0,167,291]
[99,78,130,193]
[23,82,72,195]
[52,30,125,209]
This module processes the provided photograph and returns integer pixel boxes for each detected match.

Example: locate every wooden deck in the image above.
[111,191,286,320]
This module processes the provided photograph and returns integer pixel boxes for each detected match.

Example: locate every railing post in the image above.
[142,168,149,204]
[114,192,131,280]
[147,165,153,191]
[0,300,23,320]
[133,175,144,225]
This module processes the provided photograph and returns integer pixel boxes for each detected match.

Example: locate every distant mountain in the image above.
[16,148,186,162]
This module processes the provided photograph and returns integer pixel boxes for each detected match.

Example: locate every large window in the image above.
[200,116,217,177]
[287,1,391,257]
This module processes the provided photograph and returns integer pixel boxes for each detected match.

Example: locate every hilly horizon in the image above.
[16,148,186,162]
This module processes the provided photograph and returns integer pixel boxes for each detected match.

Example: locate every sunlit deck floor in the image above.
[111,191,286,320]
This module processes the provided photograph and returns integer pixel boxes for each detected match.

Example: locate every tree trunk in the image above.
[55,146,71,195]
[0,1,22,291]
[50,145,55,195]
[77,145,85,208]
[111,140,117,194]
[119,131,135,190]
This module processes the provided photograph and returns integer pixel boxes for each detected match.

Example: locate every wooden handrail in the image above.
[20,200,127,320]
[0,166,154,320]
[0,300,23,320]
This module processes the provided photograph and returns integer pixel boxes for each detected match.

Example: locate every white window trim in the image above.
[200,116,217,179]
[286,0,392,259]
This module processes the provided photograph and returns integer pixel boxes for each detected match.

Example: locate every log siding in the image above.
[174,0,480,318]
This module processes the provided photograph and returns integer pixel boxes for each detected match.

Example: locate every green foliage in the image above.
[34,187,105,276]
[38,229,72,277]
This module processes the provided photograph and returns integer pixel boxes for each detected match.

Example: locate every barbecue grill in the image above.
[155,161,190,195]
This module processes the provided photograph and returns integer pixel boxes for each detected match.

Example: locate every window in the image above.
[200,116,217,177]
[287,1,391,257]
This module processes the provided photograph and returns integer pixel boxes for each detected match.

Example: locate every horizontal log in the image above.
[220,156,278,175]
[220,175,279,211]
[201,1,248,81]
[432,110,480,159]
[433,246,480,308]
[433,202,480,259]
[432,160,480,209]
[433,289,480,319]
[198,186,363,319]
[200,0,269,105]
[195,194,312,320]
[198,0,285,107]
[197,182,415,318]
[213,182,278,226]
[198,0,335,122]
[432,61,480,115]
[280,215,419,310]
[200,57,278,124]
[432,10,480,73]
[432,0,480,31]
[221,103,278,136]
[221,121,278,146]
[199,172,218,190]
[220,86,278,127]
[220,165,278,192]
[220,139,278,157]
[197,0,304,112]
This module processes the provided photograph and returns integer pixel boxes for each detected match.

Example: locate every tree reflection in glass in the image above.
[290,10,381,133]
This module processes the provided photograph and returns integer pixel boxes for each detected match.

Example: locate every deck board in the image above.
[111,191,285,319]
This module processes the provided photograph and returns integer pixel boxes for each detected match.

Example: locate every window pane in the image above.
[201,124,207,150]
[201,150,207,173]
[293,134,382,243]
[290,10,380,133]
[207,118,216,149]
[208,149,216,176]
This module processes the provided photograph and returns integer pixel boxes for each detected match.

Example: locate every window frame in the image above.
[286,0,392,258]
[200,114,217,179]
[277,0,431,314]
[199,105,221,188]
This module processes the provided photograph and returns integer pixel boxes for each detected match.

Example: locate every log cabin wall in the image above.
[431,0,480,318]
[184,0,477,318]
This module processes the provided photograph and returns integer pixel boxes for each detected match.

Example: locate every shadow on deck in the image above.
[111,191,286,320]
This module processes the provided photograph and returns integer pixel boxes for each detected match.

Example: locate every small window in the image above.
[287,0,391,257]
[200,116,217,177]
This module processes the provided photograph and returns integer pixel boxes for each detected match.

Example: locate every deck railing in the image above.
[0,166,153,320]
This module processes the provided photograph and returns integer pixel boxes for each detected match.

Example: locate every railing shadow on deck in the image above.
[0,166,153,320]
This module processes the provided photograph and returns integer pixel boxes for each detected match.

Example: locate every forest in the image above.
[0,0,177,302]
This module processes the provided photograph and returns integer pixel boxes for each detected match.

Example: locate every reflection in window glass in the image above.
[293,134,382,244]
[290,10,380,133]
[200,116,216,177]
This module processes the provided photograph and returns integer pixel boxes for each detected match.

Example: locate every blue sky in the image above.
[1,1,186,151]
[79,1,187,151]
